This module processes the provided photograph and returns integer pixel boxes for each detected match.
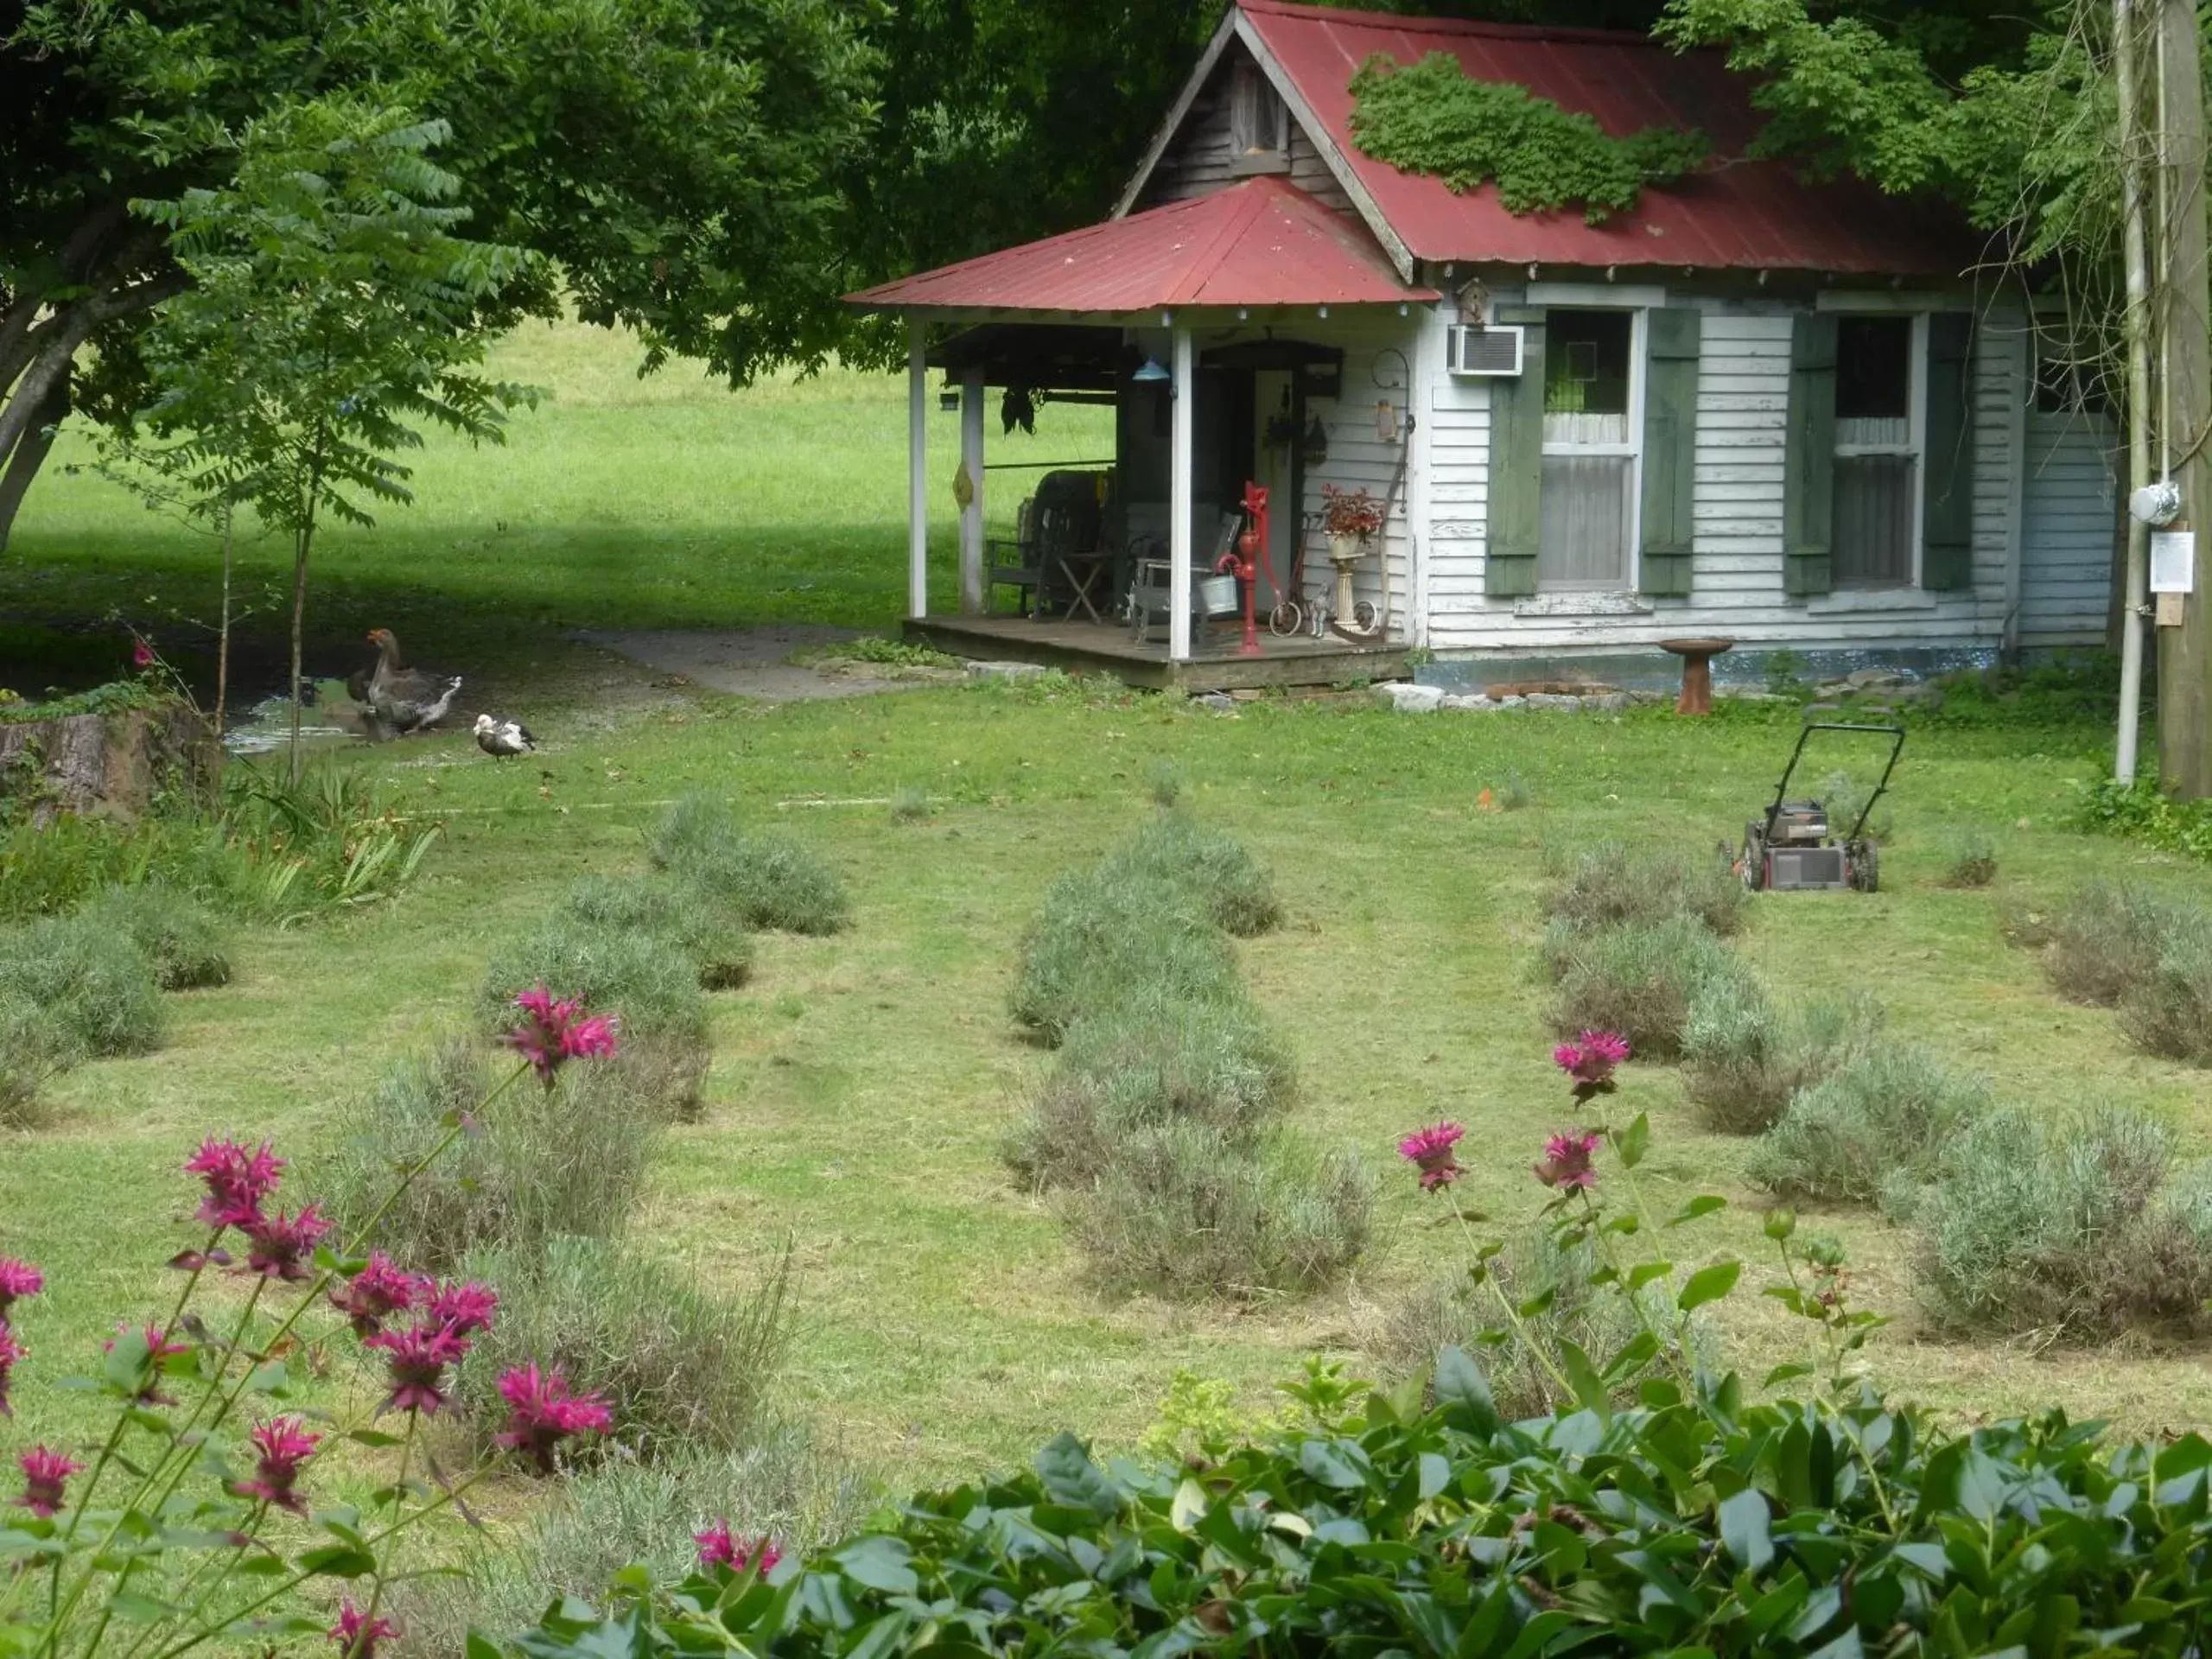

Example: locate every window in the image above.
[2033,339,2116,416]
[1832,315,1919,588]
[1229,61,1289,171]
[1539,309,1638,589]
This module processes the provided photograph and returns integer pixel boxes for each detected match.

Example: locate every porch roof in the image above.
[845,175,1439,315]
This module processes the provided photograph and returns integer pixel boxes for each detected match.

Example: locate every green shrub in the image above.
[79,884,232,989]
[1008,868,1237,1043]
[2118,922,2212,1065]
[1940,831,1999,888]
[649,793,850,936]
[562,873,753,990]
[2040,880,2190,1006]
[391,1427,864,1659]
[1748,1043,1990,1205]
[0,913,164,1058]
[1681,985,1881,1135]
[0,997,67,1129]
[1899,1104,2212,1338]
[480,914,713,1116]
[888,787,931,825]
[1145,760,1184,809]
[318,1038,660,1274]
[1004,992,1294,1188]
[1545,916,1752,1059]
[1105,810,1282,936]
[1539,840,1745,941]
[454,1236,791,1465]
[1064,1122,1372,1301]
[1497,770,1532,811]
[1821,769,1894,842]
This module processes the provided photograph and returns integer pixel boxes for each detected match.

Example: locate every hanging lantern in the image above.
[1301,415,1329,466]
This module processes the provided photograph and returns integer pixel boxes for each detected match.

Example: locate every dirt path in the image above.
[568,625,955,702]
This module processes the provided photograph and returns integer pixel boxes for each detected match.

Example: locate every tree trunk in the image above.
[0,377,68,549]
[215,500,235,775]
[2155,0,2212,796]
[287,526,310,786]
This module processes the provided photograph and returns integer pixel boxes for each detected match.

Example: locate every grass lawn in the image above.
[4,321,2212,1512]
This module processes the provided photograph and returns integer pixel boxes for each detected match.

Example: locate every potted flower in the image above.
[1319,483,1382,566]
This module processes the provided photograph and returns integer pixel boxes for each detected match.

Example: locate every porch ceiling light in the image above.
[1131,357,1171,384]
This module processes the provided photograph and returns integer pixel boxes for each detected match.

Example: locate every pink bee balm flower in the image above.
[102,1324,191,1406]
[232,1416,320,1514]
[329,1600,398,1657]
[0,1259,41,1317]
[1554,1031,1630,1096]
[421,1279,499,1338]
[696,1522,781,1575]
[132,639,156,669]
[16,1446,83,1518]
[183,1139,285,1230]
[328,1253,424,1338]
[0,1325,24,1417]
[1396,1122,1466,1192]
[363,1324,468,1416]
[501,985,620,1086]
[493,1363,612,1473]
[1535,1131,1603,1192]
[241,1205,331,1282]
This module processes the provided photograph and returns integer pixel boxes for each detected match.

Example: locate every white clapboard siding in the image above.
[1421,297,2035,656]
[1295,319,1423,639]
[2018,406,2119,649]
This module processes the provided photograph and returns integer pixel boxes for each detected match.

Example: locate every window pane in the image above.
[1538,454,1631,588]
[1544,310,1631,416]
[1835,317,1910,420]
[1833,454,1915,586]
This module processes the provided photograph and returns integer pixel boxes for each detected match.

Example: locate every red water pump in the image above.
[1217,480,1274,658]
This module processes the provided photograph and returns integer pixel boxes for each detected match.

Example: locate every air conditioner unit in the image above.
[1446,324,1524,377]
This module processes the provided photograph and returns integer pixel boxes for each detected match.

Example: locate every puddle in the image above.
[221,689,374,757]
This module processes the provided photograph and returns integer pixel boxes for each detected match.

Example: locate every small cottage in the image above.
[847,0,2118,691]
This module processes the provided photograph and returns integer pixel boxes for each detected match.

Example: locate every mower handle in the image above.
[1762,721,1907,849]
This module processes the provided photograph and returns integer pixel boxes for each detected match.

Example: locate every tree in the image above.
[131,97,538,780]
[0,0,879,546]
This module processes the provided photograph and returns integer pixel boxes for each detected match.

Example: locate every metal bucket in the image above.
[1198,574,1239,615]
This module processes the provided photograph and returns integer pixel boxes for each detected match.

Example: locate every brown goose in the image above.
[365,628,463,734]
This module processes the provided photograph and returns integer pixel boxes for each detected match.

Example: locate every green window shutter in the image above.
[1922,311,1975,591]
[1484,308,1546,599]
[1639,308,1700,597]
[1783,312,1837,597]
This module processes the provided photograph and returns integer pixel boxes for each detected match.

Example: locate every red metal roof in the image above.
[846,175,1436,313]
[1238,0,1978,276]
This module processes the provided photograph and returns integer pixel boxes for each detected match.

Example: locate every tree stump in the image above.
[0,703,219,825]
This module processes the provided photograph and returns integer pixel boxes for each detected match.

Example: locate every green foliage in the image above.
[1348,51,1709,223]
[817,635,962,670]
[2118,922,2212,1065]
[1065,1122,1373,1302]
[77,884,232,989]
[1749,1043,1991,1204]
[1104,808,1283,937]
[563,872,754,990]
[1539,838,1745,944]
[508,1359,2212,1659]
[1896,1104,2212,1338]
[0,999,69,1128]
[1009,868,1237,1044]
[2036,880,2198,1007]
[1681,983,1881,1135]
[2078,777,2212,861]
[318,1037,661,1274]
[649,793,850,936]
[888,786,931,825]
[1941,830,1999,887]
[480,912,713,1116]
[455,1236,791,1466]
[0,678,175,724]
[1545,915,1754,1059]
[0,912,165,1059]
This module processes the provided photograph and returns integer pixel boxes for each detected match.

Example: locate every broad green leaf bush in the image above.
[1894,1103,2212,1337]
[79,881,232,988]
[1749,1044,1991,1205]
[1681,984,1881,1135]
[318,1037,661,1274]
[1545,915,1754,1058]
[649,792,850,937]
[452,1236,791,1466]
[562,871,754,990]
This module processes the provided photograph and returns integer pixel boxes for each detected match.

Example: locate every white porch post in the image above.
[906,317,929,620]
[1169,323,1195,662]
[958,367,986,613]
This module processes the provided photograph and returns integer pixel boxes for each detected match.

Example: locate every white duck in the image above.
[474,714,536,759]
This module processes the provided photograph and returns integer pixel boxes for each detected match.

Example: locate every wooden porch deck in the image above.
[905,614,1409,691]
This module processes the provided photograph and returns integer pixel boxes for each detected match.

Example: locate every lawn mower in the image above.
[1736,721,1905,893]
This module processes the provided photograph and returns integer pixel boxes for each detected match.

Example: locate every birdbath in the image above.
[1659,637,1735,715]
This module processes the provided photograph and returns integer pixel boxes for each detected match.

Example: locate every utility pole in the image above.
[2115,0,2152,783]
[2155,0,2212,796]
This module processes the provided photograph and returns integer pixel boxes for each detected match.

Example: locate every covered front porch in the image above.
[845,177,1437,688]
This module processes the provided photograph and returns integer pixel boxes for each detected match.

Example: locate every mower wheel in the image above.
[1738,826,1767,891]
[1848,840,1879,893]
